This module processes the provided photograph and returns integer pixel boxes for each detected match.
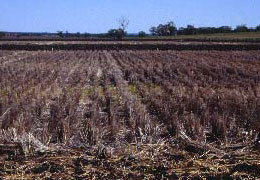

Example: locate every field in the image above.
[143,31,260,41]
[1,41,260,51]
[2,31,260,42]
[1,42,260,179]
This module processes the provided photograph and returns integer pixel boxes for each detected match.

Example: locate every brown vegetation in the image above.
[0,49,260,179]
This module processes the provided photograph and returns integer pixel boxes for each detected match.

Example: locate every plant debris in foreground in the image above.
[1,139,260,179]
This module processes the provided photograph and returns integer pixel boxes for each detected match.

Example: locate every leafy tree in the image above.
[149,27,157,36]
[218,26,232,33]
[256,25,260,32]
[197,27,216,34]
[167,21,177,35]
[57,31,63,38]
[235,25,249,32]
[0,32,5,38]
[186,25,197,35]
[76,32,81,37]
[65,31,70,38]
[177,25,196,35]
[178,25,233,35]
[138,31,146,37]
[149,21,177,36]
[84,32,91,38]
[107,29,125,39]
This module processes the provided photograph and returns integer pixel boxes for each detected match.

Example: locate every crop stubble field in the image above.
[1,42,260,179]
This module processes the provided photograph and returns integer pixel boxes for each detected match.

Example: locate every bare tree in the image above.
[118,16,129,32]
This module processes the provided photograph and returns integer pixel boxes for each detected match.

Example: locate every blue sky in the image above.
[0,0,259,33]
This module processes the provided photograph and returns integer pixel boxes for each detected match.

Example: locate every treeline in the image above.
[149,23,260,36]
[1,23,260,39]
[58,23,260,38]
[177,24,260,35]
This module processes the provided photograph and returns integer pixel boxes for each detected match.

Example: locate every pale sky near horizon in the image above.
[0,0,259,33]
